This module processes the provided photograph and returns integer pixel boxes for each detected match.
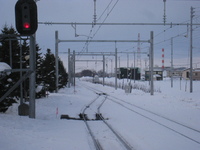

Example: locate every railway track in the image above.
[107,97,200,145]
[81,92,134,150]
[79,82,200,147]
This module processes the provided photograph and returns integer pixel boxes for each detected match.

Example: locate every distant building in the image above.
[145,68,163,81]
[173,67,186,77]
[117,67,141,80]
[182,68,200,80]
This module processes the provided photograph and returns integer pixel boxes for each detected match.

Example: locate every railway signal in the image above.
[15,0,38,35]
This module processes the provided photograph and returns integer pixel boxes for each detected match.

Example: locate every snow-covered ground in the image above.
[0,78,200,150]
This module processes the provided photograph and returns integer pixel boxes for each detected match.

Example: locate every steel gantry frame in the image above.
[43,20,198,93]
[55,31,154,95]
[68,50,116,88]
[0,34,36,118]
[39,22,200,26]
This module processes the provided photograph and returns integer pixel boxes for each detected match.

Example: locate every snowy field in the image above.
[0,78,200,150]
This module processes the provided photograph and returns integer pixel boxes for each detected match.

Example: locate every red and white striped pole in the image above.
[162,48,165,70]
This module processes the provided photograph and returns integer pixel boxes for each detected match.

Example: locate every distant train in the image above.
[93,75,100,84]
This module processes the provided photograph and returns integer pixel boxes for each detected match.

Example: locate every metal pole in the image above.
[106,59,108,74]
[38,21,200,26]
[59,39,149,43]
[103,55,105,86]
[190,7,194,93]
[118,57,120,68]
[55,31,59,93]
[9,39,12,68]
[73,50,76,86]
[20,39,23,105]
[68,48,71,88]
[150,31,154,95]
[134,52,136,83]
[171,38,173,88]
[163,0,166,25]
[115,48,117,90]
[29,35,36,118]
[93,0,97,26]
[111,59,113,77]
[70,55,73,85]
[127,53,129,82]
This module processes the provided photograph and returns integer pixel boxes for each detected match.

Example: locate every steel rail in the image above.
[109,95,200,133]
[81,82,200,134]
[107,97,200,145]
[82,95,103,150]
[80,82,200,145]
[97,97,134,150]
[79,83,135,150]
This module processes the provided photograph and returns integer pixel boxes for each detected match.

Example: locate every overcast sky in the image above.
[1,0,200,72]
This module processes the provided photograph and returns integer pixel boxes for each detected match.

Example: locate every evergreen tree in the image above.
[81,69,96,77]
[0,25,68,112]
[0,25,45,112]
[35,44,44,86]
[35,44,45,98]
[40,49,56,92]
[58,58,68,89]
[0,25,19,112]
[41,49,68,92]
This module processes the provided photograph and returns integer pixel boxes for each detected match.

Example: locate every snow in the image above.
[0,62,11,75]
[0,78,200,150]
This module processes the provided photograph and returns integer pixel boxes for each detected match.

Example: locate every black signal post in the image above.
[15,0,38,118]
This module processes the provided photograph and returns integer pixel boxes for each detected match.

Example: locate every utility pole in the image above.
[103,55,105,86]
[68,48,71,88]
[171,37,173,88]
[111,59,113,77]
[29,35,36,118]
[190,7,194,93]
[9,40,12,68]
[118,57,120,68]
[163,0,167,25]
[150,31,154,95]
[93,0,97,26]
[73,50,76,87]
[134,52,136,83]
[115,48,118,90]
[70,54,73,85]
[127,53,129,82]
[55,31,59,93]
[20,39,23,105]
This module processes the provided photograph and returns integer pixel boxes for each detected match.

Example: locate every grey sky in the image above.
[1,0,200,71]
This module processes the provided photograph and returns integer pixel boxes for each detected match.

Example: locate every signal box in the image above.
[15,0,38,35]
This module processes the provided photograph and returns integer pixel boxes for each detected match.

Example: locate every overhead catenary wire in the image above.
[75,0,116,59]
[49,4,200,70]
[80,0,120,54]
[80,0,114,51]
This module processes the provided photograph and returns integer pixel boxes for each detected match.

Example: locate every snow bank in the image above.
[0,62,11,75]
[0,78,199,150]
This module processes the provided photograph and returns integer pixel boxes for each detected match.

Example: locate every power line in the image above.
[154,25,200,46]
[80,0,115,54]
[81,0,120,54]
[97,0,114,22]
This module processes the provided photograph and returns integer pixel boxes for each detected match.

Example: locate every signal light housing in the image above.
[15,0,38,35]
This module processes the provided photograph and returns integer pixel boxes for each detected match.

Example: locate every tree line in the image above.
[0,25,68,112]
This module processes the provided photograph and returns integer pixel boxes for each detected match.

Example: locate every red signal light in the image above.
[15,0,38,35]
[23,22,30,29]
